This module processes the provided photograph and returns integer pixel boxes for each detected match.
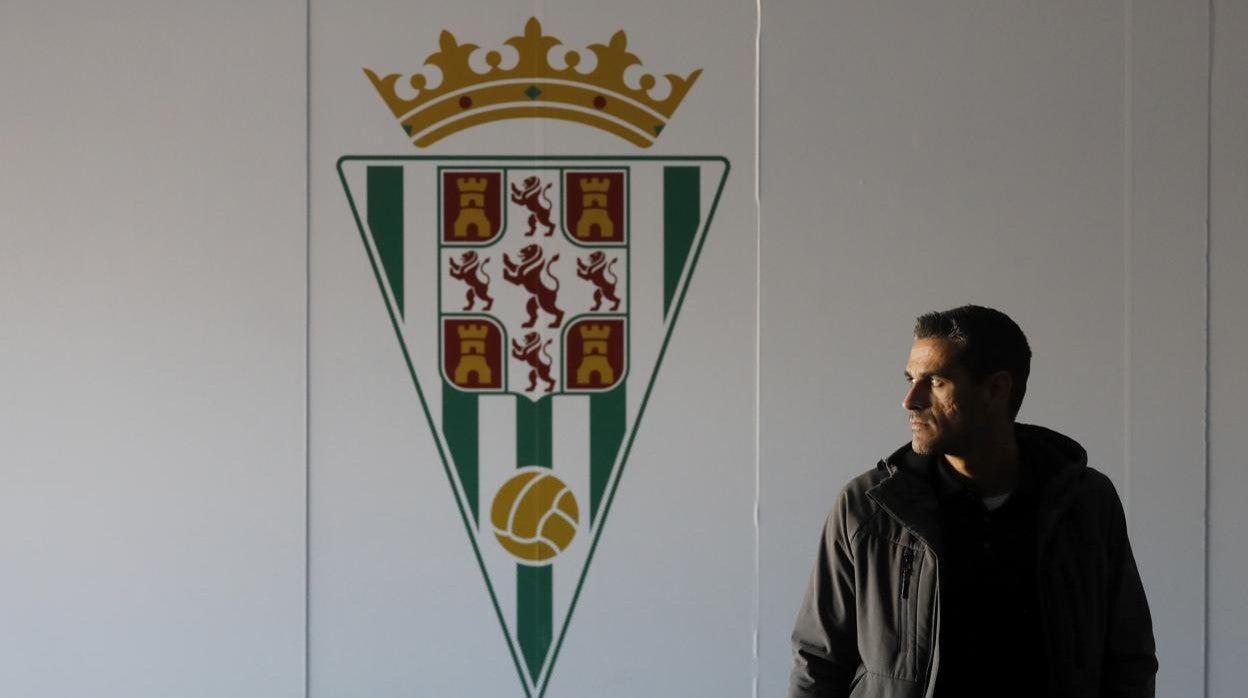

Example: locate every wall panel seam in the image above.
[304,0,313,696]
[752,2,763,697]
[1121,0,1133,528]
[1202,2,1214,696]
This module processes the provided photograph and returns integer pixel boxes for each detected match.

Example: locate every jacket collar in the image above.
[867,447,946,555]
[866,423,1089,556]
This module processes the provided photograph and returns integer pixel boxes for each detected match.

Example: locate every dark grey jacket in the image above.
[789,424,1157,697]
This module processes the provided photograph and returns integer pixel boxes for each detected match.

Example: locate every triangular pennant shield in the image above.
[338,155,728,696]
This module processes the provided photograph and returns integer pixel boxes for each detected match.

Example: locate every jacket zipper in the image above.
[899,547,916,681]
[900,548,914,599]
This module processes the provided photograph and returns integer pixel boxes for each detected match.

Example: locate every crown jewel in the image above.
[365,18,701,148]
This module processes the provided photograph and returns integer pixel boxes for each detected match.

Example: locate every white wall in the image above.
[2,1,1244,696]
[1208,0,1248,694]
[0,1,306,696]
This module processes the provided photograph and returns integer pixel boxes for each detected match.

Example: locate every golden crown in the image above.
[365,18,701,148]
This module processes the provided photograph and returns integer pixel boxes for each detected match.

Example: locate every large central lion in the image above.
[503,244,564,328]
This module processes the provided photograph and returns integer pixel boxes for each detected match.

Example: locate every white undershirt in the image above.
[982,491,1013,512]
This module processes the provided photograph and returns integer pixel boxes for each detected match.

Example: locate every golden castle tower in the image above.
[575,323,614,386]
[575,177,614,239]
[453,323,493,385]
[453,177,493,239]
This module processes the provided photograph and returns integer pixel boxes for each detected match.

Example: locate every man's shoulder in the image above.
[1076,466,1116,493]
[825,464,892,532]
[1068,465,1126,516]
[1018,423,1120,508]
[840,464,891,498]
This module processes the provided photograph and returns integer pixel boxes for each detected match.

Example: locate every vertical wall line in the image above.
[1122,0,1134,527]
[1202,3,1215,695]
[752,1,762,697]
[304,0,312,695]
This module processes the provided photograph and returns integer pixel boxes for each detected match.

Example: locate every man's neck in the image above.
[944,427,1021,497]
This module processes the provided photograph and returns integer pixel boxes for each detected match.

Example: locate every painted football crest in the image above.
[339,18,727,698]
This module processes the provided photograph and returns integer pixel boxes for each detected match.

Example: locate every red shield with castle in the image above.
[442,171,503,243]
[564,171,626,245]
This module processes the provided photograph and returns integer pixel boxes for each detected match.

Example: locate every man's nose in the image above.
[902,382,929,411]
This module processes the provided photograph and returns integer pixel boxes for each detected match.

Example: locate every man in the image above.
[789,305,1157,697]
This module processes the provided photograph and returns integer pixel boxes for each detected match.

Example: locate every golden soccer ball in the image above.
[491,468,580,564]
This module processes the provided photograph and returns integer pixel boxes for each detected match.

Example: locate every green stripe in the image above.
[515,394,554,683]
[441,383,479,522]
[663,166,700,316]
[517,564,553,682]
[515,395,553,468]
[589,387,626,522]
[366,166,405,317]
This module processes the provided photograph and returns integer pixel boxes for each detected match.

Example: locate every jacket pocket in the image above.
[898,546,924,679]
[858,535,927,681]
[889,541,922,679]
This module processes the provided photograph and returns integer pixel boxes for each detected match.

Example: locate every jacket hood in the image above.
[1015,423,1087,478]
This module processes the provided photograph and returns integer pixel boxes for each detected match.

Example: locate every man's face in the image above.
[902,337,991,456]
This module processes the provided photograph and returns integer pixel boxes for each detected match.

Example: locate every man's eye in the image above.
[930,378,944,387]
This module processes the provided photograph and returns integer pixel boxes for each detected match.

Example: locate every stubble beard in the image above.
[909,418,966,457]
[909,412,943,455]
[911,430,945,455]
[911,435,933,455]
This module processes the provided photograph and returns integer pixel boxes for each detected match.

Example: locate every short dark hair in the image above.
[913,305,1031,418]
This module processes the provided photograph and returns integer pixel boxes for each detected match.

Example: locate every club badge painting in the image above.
[320,12,748,697]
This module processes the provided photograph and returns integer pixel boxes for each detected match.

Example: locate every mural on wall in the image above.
[337,18,727,697]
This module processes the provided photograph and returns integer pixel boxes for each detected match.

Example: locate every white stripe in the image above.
[551,396,591,631]
[478,395,517,631]
[623,165,665,429]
